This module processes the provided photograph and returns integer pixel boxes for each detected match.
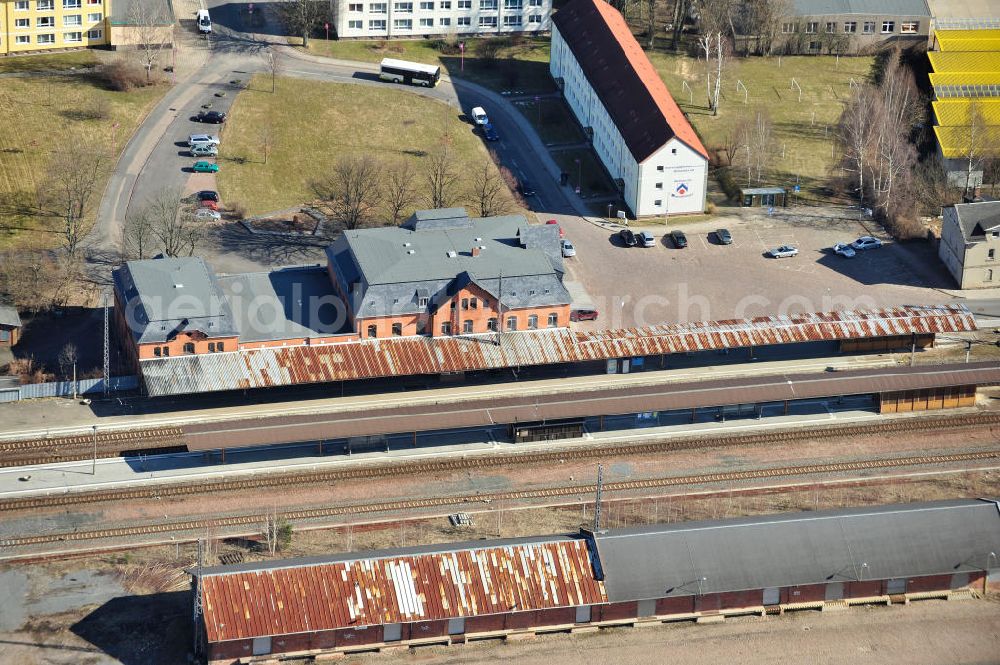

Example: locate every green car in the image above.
[192,160,219,173]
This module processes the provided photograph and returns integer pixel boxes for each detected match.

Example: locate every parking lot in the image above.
[548,205,958,329]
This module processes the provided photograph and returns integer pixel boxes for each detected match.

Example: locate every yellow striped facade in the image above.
[935,29,1000,52]
[932,98,1000,126]
[934,125,1000,159]
[1,0,109,55]
[927,50,1000,73]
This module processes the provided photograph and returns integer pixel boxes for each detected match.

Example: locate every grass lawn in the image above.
[0,50,97,74]
[648,53,873,198]
[300,36,556,95]
[216,75,520,218]
[0,54,167,251]
[510,96,585,146]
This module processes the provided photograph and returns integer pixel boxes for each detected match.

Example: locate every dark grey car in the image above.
[716,228,732,244]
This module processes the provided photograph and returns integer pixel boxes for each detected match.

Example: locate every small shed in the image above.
[0,304,21,347]
[740,187,787,208]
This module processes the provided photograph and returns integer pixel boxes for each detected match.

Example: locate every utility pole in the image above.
[103,292,110,398]
[193,539,205,656]
[496,270,503,347]
[92,425,97,475]
[593,463,604,532]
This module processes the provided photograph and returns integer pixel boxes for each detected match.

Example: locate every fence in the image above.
[5,375,139,401]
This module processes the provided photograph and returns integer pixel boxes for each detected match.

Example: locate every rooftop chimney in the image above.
[471,246,481,257]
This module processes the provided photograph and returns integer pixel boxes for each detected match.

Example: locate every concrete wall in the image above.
[332,0,551,39]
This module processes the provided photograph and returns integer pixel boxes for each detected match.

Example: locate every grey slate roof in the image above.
[216,266,351,343]
[326,210,569,317]
[791,0,930,16]
[0,304,20,328]
[594,499,1000,601]
[952,201,1000,241]
[113,257,238,345]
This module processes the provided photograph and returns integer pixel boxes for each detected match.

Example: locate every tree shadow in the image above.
[71,591,191,665]
[205,221,328,266]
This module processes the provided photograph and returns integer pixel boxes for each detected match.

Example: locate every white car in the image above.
[833,242,856,258]
[470,106,489,126]
[187,133,221,148]
[768,244,799,258]
[194,208,222,221]
[637,231,656,247]
[851,236,883,251]
[561,239,576,257]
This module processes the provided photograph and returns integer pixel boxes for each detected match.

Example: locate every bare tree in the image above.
[127,0,167,85]
[669,0,690,50]
[698,0,736,39]
[425,141,462,209]
[263,49,281,93]
[984,155,1000,196]
[699,32,727,114]
[276,0,326,48]
[33,143,107,257]
[259,123,274,165]
[382,163,418,224]
[122,198,157,260]
[58,342,78,380]
[837,82,880,207]
[262,509,280,556]
[134,188,204,257]
[747,108,774,185]
[0,252,81,314]
[959,100,990,196]
[645,0,657,49]
[722,114,751,166]
[468,155,513,218]
[312,155,383,230]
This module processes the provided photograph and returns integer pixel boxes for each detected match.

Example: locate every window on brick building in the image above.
[217,342,224,351]
[506,316,517,331]
[208,342,216,352]
[463,319,473,333]
[183,342,195,354]
[487,318,498,331]
[527,314,538,329]
[367,324,377,338]
[154,347,161,357]
[163,347,169,356]
[548,313,558,327]
[461,298,469,310]
[441,321,452,335]
[392,322,402,336]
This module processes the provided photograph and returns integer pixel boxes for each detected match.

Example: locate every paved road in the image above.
[90,0,584,264]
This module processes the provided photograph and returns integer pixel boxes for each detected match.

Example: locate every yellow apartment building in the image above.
[0,0,109,55]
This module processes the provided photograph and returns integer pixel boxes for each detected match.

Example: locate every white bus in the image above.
[379,58,441,87]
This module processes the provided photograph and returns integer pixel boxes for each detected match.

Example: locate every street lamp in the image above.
[859,562,868,581]
[459,41,465,72]
[574,157,582,194]
[92,425,98,475]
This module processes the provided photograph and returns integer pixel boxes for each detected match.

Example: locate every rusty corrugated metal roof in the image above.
[140,305,979,396]
[199,538,605,643]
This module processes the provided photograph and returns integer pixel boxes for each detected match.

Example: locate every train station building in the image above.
[193,499,1000,664]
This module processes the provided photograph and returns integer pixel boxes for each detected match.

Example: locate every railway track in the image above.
[3,449,999,549]
[4,411,999,514]
[0,427,186,468]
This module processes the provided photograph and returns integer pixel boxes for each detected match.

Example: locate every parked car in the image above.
[638,231,656,247]
[201,199,220,210]
[561,239,576,257]
[545,219,565,238]
[833,242,856,258]
[197,190,220,202]
[196,110,227,124]
[619,228,637,247]
[187,134,220,147]
[767,244,799,258]
[194,208,222,221]
[470,106,489,125]
[483,123,499,142]
[518,179,536,197]
[192,161,219,173]
[669,230,688,248]
[715,228,732,245]
[570,309,599,322]
[851,236,883,251]
[191,144,218,157]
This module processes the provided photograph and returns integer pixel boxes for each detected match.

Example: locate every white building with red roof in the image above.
[550,0,709,217]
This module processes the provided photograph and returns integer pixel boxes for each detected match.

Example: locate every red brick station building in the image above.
[112,209,569,371]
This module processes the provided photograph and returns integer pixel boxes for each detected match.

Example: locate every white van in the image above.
[188,134,221,148]
[470,106,489,126]
[196,9,212,34]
